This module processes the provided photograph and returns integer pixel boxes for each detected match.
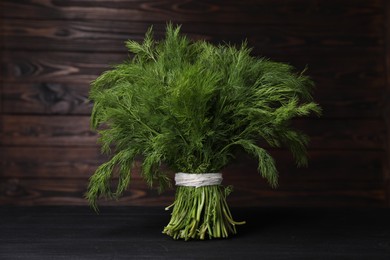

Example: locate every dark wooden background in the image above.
[0,0,389,207]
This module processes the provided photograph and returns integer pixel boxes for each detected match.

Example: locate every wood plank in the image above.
[0,175,385,207]
[224,150,384,183]
[0,177,171,206]
[0,166,386,207]
[224,149,385,207]
[1,19,383,54]
[0,115,96,146]
[0,146,385,206]
[2,82,384,118]
[0,146,106,178]
[2,82,91,114]
[1,207,390,259]
[293,119,386,150]
[315,91,384,119]
[226,188,385,207]
[1,51,123,83]
[0,50,385,118]
[0,147,383,181]
[0,115,386,149]
[1,51,384,89]
[0,0,382,26]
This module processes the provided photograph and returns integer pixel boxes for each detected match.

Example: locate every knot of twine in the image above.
[175,173,223,188]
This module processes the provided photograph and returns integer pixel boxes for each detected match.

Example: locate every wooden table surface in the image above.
[1,206,389,259]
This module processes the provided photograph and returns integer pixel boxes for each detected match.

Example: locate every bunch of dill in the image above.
[86,24,321,240]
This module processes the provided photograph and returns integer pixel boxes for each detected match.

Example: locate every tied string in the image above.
[175,173,223,188]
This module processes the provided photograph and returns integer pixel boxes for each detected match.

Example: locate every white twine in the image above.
[175,173,223,188]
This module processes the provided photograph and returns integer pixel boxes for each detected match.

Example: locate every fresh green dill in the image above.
[86,24,321,239]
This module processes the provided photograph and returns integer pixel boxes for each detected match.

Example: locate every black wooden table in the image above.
[1,206,389,259]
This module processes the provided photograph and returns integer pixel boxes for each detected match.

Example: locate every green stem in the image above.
[163,185,245,240]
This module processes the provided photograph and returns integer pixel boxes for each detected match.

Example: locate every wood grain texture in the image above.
[0,147,383,179]
[0,148,385,206]
[0,115,386,149]
[2,82,384,118]
[0,0,388,207]
[1,207,390,258]
[0,0,383,24]
[0,176,385,207]
[1,51,383,86]
[1,51,384,118]
[1,19,383,54]
[2,82,92,114]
